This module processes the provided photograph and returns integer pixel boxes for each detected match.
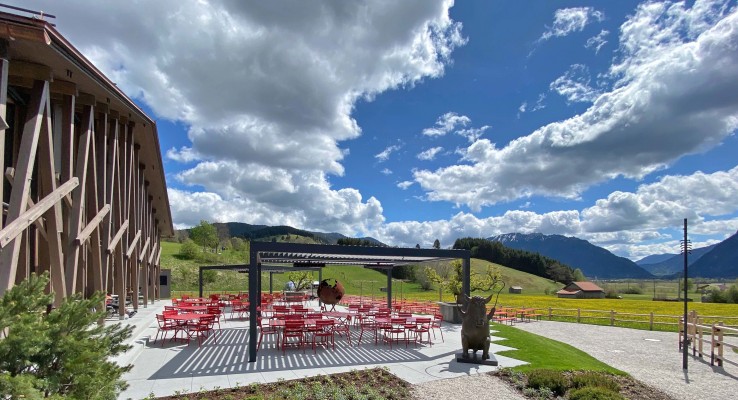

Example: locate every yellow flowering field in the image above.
[489,294,738,331]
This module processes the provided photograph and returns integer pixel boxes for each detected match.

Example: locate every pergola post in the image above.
[257,269,262,307]
[248,249,259,362]
[318,268,323,308]
[198,267,203,298]
[386,267,393,310]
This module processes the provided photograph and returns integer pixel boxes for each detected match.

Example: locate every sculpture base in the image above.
[455,353,498,366]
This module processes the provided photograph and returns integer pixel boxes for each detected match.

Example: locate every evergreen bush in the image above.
[0,273,133,399]
[525,369,569,396]
[571,371,620,392]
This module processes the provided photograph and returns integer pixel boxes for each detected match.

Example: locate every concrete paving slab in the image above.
[117,301,526,399]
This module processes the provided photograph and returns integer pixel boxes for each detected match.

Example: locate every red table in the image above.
[166,312,213,322]
[175,305,209,313]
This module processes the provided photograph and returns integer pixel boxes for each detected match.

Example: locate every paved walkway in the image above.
[114,302,738,399]
[116,301,525,399]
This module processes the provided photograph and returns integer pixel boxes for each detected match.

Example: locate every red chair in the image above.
[330,316,352,345]
[206,306,222,331]
[411,317,433,346]
[257,317,280,349]
[383,317,408,349]
[154,314,181,346]
[231,300,249,319]
[311,319,336,353]
[357,318,379,345]
[188,315,216,347]
[431,313,444,342]
[282,320,306,354]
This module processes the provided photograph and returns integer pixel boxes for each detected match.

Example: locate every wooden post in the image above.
[548,306,552,320]
[0,80,52,297]
[716,322,724,367]
[650,312,654,331]
[0,43,8,210]
[711,323,717,366]
[695,311,704,358]
[610,310,615,326]
[577,308,581,323]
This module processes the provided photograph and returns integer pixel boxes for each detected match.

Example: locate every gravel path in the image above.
[413,321,738,400]
[516,321,738,400]
[412,373,526,400]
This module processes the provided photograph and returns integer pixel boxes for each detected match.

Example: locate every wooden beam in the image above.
[36,87,67,305]
[148,241,158,265]
[50,79,77,96]
[95,101,109,114]
[0,56,7,211]
[75,204,110,245]
[107,219,128,253]
[4,167,48,241]
[0,80,50,294]
[1,23,51,44]
[125,229,141,259]
[154,244,161,266]
[138,237,150,263]
[64,105,94,295]
[77,92,96,106]
[8,60,53,82]
[0,178,78,248]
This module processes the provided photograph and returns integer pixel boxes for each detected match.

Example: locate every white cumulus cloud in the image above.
[417,147,444,161]
[422,112,471,136]
[35,0,465,234]
[414,2,738,212]
[540,7,605,41]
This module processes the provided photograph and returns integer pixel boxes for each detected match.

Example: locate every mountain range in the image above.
[179,221,738,279]
[636,244,717,276]
[689,231,738,278]
[184,222,385,246]
[487,233,654,279]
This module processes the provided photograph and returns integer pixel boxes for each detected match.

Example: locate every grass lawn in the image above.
[491,322,625,374]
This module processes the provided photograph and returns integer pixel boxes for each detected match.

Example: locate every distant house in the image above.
[557,281,605,299]
[509,286,522,294]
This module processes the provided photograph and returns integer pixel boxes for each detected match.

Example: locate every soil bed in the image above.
[155,367,411,399]
[493,370,675,400]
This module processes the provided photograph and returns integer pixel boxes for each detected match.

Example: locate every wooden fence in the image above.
[679,310,738,367]
[499,306,738,332]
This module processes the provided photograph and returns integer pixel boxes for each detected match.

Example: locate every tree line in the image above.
[453,237,583,284]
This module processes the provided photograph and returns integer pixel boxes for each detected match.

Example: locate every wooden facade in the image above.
[0,11,173,317]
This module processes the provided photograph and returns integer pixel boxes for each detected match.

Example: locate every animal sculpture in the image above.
[317,279,345,311]
[459,294,495,360]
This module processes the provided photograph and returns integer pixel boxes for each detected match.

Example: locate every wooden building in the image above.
[557,281,605,299]
[0,9,173,317]
[509,285,522,294]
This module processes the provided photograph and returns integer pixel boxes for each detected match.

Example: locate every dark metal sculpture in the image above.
[459,294,495,360]
[317,279,345,310]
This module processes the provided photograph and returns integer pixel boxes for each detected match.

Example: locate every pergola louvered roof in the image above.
[251,242,469,268]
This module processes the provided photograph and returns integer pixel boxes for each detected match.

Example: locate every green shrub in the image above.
[568,386,624,400]
[180,239,199,259]
[525,369,569,396]
[619,287,643,294]
[0,273,133,399]
[571,372,620,392]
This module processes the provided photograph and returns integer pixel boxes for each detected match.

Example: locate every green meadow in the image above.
[162,240,738,329]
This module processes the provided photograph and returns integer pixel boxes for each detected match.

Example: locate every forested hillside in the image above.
[453,237,579,283]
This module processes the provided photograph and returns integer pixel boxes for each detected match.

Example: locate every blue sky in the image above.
[23,0,738,260]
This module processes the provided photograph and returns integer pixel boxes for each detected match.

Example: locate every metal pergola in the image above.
[243,242,471,362]
[198,264,324,297]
